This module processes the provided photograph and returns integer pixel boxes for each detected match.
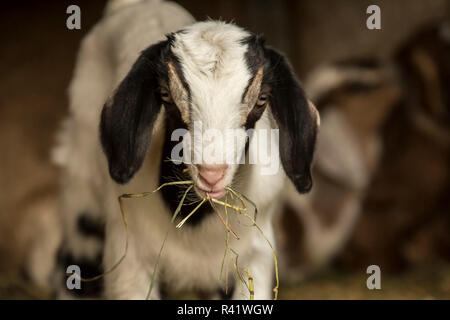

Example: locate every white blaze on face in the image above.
[171,22,253,169]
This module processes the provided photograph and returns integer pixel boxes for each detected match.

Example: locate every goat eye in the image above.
[160,89,172,103]
[256,94,268,107]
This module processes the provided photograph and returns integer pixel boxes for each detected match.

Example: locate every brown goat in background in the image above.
[277,23,450,281]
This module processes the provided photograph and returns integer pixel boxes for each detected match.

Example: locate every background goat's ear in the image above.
[264,48,319,193]
[100,41,168,184]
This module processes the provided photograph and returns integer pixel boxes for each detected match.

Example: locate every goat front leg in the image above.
[103,220,161,300]
[54,176,106,299]
[231,224,276,300]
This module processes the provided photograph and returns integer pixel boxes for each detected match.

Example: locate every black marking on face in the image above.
[158,108,213,226]
[165,35,192,102]
[77,212,105,240]
[156,46,214,226]
[100,33,194,185]
[242,35,319,194]
[242,35,268,130]
[244,93,269,130]
[242,34,266,76]
[239,35,269,156]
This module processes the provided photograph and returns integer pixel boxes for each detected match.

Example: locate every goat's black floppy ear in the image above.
[264,48,319,193]
[100,41,168,184]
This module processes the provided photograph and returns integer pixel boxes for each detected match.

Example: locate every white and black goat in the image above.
[52,0,319,299]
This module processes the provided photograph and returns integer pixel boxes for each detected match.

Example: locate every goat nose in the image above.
[198,164,228,187]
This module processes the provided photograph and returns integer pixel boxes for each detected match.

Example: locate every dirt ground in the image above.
[281,265,450,300]
[1,265,450,299]
[0,0,449,300]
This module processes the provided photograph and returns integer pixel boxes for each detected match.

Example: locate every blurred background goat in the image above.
[0,0,449,298]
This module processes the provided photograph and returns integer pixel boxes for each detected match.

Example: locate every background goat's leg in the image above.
[52,31,113,299]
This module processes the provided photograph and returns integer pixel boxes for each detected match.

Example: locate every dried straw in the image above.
[74,179,279,300]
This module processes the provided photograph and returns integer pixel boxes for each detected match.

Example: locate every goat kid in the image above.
[53,0,319,299]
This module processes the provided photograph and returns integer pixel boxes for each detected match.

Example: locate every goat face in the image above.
[100,21,320,199]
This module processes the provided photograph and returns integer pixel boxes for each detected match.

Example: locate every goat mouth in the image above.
[195,186,226,199]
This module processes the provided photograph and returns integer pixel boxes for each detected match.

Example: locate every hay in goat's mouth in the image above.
[76,180,279,300]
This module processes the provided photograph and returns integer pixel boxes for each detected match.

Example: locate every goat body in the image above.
[52,0,318,299]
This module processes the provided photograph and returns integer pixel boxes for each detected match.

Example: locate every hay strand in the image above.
[209,199,239,240]
[230,248,253,299]
[175,197,207,229]
[226,186,258,222]
[72,174,279,300]
[74,181,193,283]
[75,192,133,282]
[246,267,255,300]
[219,193,231,282]
[146,185,193,299]
[210,198,245,212]
[241,211,279,300]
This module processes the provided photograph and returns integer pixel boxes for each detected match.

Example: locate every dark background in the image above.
[0,0,449,299]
